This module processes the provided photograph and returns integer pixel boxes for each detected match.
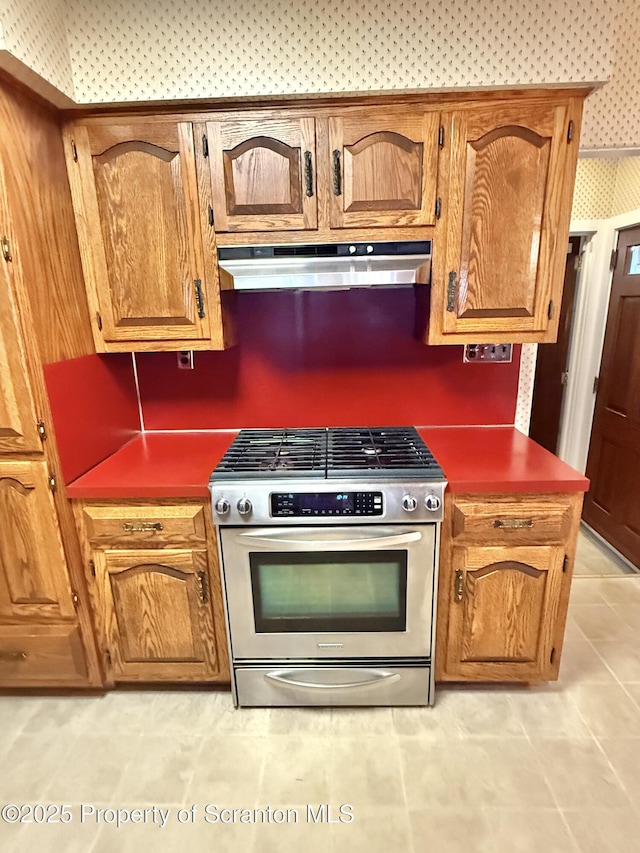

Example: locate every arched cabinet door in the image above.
[0,461,75,622]
[66,121,221,347]
[206,118,317,232]
[446,544,565,680]
[95,549,222,681]
[329,112,440,228]
[430,102,581,343]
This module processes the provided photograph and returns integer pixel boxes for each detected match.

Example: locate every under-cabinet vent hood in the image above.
[217,241,432,291]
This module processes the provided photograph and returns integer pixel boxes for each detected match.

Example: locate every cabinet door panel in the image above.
[69,122,212,343]
[207,118,317,232]
[446,544,564,680]
[0,461,75,621]
[0,250,41,454]
[97,549,221,681]
[431,101,579,343]
[329,112,439,228]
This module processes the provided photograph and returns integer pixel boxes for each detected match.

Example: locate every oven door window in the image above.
[249,551,407,633]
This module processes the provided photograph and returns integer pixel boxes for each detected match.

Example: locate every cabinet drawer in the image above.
[0,625,87,685]
[82,504,207,547]
[452,496,573,544]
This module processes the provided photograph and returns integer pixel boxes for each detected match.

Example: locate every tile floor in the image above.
[1,565,640,850]
[574,527,638,577]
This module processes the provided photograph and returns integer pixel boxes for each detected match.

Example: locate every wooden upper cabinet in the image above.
[206,118,317,232]
[0,460,75,623]
[429,101,581,344]
[65,121,225,349]
[95,548,222,681]
[446,544,565,681]
[0,257,41,454]
[328,112,440,229]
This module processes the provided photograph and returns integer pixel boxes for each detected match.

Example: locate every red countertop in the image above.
[419,426,589,493]
[66,426,589,499]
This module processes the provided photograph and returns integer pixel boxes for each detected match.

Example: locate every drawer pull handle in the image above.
[122,522,164,533]
[0,651,27,662]
[493,518,533,529]
[455,569,464,602]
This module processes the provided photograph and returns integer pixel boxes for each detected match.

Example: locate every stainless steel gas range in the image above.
[209,427,446,707]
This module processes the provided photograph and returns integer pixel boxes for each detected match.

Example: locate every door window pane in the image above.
[250,550,407,633]
[629,244,640,275]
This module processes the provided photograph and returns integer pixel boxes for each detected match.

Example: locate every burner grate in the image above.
[214,428,327,479]
[327,427,443,479]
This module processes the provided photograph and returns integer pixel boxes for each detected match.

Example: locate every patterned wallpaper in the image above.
[0,0,638,148]
[62,0,616,103]
[580,0,640,150]
[0,0,73,96]
[571,156,640,219]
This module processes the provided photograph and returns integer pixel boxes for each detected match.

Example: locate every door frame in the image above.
[557,209,640,473]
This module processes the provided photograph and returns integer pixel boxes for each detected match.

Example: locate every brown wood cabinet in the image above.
[328,111,440,229]
[64,120,231,352]
[436,492,582,682]
[207,117,318,233]
[0,257,44,454]
[75,500,229,683]
[428,99,583,344]
[0,460,76,623]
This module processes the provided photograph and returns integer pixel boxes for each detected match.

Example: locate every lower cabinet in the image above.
[436,492,583,682]
[75,500,230,684]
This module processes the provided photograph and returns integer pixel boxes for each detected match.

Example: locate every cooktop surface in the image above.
[212,427,444,481]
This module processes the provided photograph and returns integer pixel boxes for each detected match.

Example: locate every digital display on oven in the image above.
[270,492,383,517]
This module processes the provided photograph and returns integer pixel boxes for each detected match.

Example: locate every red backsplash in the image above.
[44,353,141,483]
[136,289,520,429]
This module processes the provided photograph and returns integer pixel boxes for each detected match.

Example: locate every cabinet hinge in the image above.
[593,375,600,394]
[550,647,557,664]
[438,125,445,148]
[435,197,442,219]
[562,555,569,573]
[96,311,103,331]
[567,120,574,143]
[48,472,57,492]
[610,248,618,271]
[71,139,78,162]
[202,134,209,158]
[547,300,554,320]
[194,279,205,319]
[1,235,12,262]
[37,419,47,441]
[89,559,96,577]
[208,205,214,227]
[105,649,111,665]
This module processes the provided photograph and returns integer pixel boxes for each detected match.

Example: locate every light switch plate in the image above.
[463,344,513,363]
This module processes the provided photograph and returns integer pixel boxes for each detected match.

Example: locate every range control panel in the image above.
[271,491,384,517]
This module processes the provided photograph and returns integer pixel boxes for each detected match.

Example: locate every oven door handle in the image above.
[264,669,401,691]
[236,530,423,550]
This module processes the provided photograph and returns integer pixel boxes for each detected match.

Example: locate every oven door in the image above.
[219,525,437,660]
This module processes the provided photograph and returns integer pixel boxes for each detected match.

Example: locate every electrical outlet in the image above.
[177,351,195,370]
[463,344,513,363]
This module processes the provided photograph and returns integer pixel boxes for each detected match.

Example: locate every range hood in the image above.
[217,241,432,291]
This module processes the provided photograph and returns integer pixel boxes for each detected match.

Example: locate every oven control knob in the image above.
[237,498,253,516]
[402,495,418,512]
[425,494,442,512]
[214,498,230,515]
